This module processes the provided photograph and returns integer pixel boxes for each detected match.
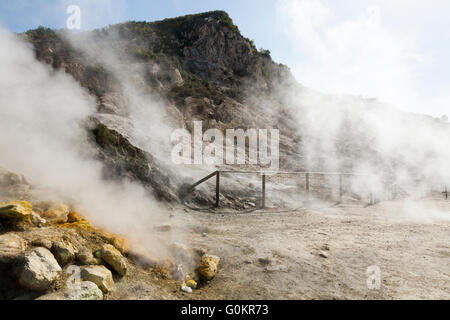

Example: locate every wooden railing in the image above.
[185,170,368,209]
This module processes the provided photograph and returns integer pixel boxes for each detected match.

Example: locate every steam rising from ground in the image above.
[273,71,450,222]
[0,27,175,259]
[270,1,450,223]
[62,28,175,158]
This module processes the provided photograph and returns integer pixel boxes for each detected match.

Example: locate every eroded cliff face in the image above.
[19,11,302,204]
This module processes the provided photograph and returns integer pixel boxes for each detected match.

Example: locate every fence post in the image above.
[305,173,310,199]
[339,174,343,203]
[261,174,266,208]
[215,171,220,208]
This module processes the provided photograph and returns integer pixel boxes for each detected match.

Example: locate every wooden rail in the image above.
[187,170,369,209]
[185,171,449,210]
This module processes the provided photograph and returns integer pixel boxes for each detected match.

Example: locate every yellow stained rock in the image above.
[199,254,220,281]
[96,229,129,254]
[67,211,86,223]
[58,219,92,230]
[100,244,128,277]
[0,201,32,219]
[186,279,197,289]
[41,202,70,223]
[58,211,91,229]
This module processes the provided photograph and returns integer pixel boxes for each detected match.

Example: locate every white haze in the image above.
[0,27,177,259]
[272,0,450,222]
[274,70,450,222]
[276,0,450,117]
[63,28,175,158]
[60,27,202,189]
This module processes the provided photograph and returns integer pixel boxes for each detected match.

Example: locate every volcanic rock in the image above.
[99,244,127,276]
[81,265,114,293]
[18,247,62,291]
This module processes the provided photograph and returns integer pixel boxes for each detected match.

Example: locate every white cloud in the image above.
[276,0,449,116]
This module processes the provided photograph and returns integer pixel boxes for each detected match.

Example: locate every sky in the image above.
[0,0,449,117]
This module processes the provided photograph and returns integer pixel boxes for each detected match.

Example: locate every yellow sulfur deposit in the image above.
[67,211,87,223]
[199,254,220,281]
[186,279,197,289]
[58,211,91,229]
[0,200,32,219]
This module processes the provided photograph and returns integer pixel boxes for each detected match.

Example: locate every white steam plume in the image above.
[0,27,177,259]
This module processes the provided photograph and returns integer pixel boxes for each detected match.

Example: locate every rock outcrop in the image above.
[90,121,177,202]
[0,201,32,220]
[21,11,300,208]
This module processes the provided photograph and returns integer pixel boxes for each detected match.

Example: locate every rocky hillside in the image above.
[20,11,301,206]
[18,10,450,207]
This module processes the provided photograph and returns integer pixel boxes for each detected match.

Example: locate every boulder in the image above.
[0,201,32,220]
[199,254,220,281]
[18,247,62,291]
[51,241,77,266]
[0,233,27,263]
[100,244,127,276]
[38,281,103,300]
[81,265,114,293]
[76,248,101,265]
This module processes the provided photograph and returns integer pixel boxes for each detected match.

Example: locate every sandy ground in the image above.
[181,198,448,299]
[109,197,449,300]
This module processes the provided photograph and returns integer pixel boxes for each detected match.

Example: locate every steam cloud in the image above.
[0,27,177,259]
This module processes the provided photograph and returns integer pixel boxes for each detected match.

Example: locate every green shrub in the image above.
[259,48,271,59]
